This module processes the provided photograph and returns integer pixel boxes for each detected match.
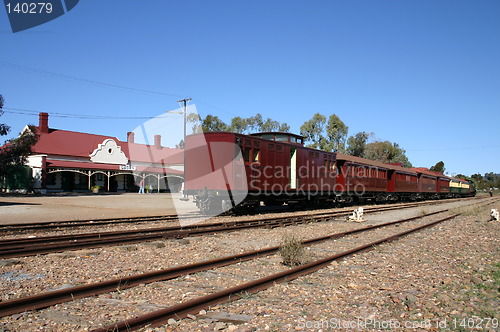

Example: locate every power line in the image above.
[0,60,184,98]
[2,107,178,120]
[0,60,248,119]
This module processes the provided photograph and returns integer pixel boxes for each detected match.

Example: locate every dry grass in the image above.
[279,233,305,267]
[450,205,485,217]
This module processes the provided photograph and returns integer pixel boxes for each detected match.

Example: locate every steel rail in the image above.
[92,214,460,331]
[0,210,446,318]
[0,206,409,258]
[0,199,464,247]
[0,196,480,233]
[0,215,180,231]
[0,198,491,259]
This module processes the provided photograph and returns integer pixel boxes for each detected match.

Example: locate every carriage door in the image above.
[290,148,297,190]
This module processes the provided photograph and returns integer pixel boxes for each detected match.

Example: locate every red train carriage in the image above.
[436,175,451,198]
[389,167,419,200]
[335,154,390,203]
[184,131,475,213]
[184,132,337,212]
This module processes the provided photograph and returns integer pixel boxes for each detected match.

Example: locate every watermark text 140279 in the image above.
[5,2,53,13]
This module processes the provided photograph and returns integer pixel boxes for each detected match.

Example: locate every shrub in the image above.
[279,233,304,267]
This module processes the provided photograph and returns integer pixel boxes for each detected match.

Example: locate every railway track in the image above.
[94,212,462,331]
[0,209,448,319]
[0,214,181,232]
[0,196,480,233]
[0,199,482,259]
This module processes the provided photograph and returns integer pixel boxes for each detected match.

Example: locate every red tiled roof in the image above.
[32,127,184,164]
[33,129,119,158]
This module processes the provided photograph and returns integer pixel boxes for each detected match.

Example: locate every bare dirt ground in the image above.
[0,193,194,224]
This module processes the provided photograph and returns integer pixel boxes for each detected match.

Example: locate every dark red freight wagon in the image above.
[413,168,439,199]
[335,154,389,203]
[388,167,419,200]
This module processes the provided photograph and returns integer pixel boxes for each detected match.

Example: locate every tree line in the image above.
[187,113,290,134]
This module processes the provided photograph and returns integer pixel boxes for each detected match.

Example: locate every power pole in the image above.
[177,98,191,145]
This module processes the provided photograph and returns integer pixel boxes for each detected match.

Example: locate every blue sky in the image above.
[0,0,499,176]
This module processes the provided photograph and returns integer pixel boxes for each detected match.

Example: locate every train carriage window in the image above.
[276,145,283,152]
[276,135,288,142]
[252,149,260,163]
[243,148,251,162]
[254,141,260,148]
[335,162,341,175]
[269,143,275,150]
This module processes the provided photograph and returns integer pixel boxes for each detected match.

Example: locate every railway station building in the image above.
[1,113,184,193]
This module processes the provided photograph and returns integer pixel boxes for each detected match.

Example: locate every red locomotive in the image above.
[183,132,476,213]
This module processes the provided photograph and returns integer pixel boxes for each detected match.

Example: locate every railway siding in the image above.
[0,198,497,331]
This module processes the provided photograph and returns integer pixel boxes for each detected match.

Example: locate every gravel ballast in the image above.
[0,197,498,331]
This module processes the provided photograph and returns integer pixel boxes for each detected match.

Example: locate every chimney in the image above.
[127,132,135,143]
[154,135,161,149]
[39,112,49,134]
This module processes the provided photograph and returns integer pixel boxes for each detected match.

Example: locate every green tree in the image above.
[190,113,290,135]
[430,161,445,173]
[278,122,291,132]
[364,141,412,167]
[261,118,280,132]
[300,113,327,150]
[247,114,264,132]
[0,94,39,177]
[227,116,248,133]
[325,114,348,152]
[201,114,228,132]
[346,131,370,157]
[237,114,289,133]
[0,95,10,136]
[186,112,203,133]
